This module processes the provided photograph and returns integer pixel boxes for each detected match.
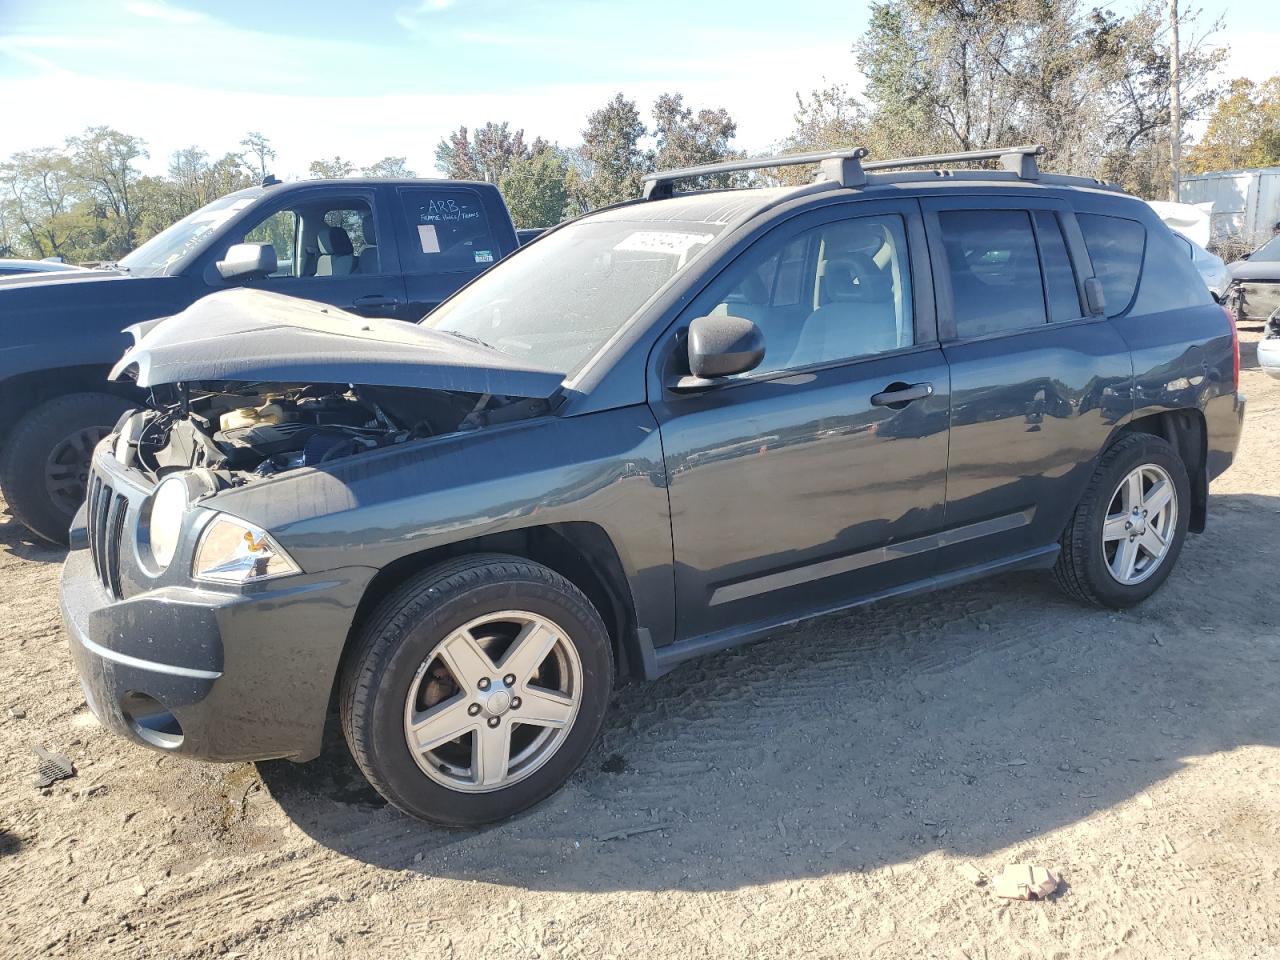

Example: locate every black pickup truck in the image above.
[0,177,519,543]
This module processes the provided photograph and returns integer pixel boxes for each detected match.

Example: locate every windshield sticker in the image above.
[417,224,441,254]
[613,230,715,256]
[474,250,494,264]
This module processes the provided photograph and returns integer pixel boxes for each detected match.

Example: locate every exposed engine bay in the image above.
[125,381,544,486]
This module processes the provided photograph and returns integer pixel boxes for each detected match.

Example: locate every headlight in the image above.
[144,475,190,571]
[193,513,300,585]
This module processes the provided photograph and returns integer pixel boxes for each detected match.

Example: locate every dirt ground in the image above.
[2,330,1278,960]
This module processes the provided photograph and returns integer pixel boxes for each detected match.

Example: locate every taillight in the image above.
[1223,305,1239,390]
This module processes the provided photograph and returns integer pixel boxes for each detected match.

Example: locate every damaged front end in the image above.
[107,288,564,490]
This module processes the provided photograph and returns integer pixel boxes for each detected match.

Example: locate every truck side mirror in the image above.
[672,314,766,391]
[216,243,277,282]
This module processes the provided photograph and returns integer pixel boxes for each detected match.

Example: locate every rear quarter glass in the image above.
[1129,221,1216,315]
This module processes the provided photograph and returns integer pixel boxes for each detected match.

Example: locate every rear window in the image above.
[398,188,498,274]
[1077,214,1144,317]
[939,209,1047,337]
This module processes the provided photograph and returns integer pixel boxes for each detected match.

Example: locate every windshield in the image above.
[119,191,261,277]
[1251,235,1280,262]
[423,216,727,378]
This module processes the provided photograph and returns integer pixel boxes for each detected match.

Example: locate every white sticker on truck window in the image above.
[417,224,440,253]
[474,250,494,264]
[613,230,715,256]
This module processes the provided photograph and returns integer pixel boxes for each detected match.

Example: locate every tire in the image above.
[1054,432,1191,609]
[0,393,134,545]
[340,554,614,826]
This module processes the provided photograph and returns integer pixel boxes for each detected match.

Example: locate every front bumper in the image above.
[61,548,373,762]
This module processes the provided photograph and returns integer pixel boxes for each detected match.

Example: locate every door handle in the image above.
[352,294,398,310]
[871,381,934,408]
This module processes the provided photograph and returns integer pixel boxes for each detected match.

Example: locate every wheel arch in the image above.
[1114,408,1208,533]
[0,365,143,445]
[342,522,643,687]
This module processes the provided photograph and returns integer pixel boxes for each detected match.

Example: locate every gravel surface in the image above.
[2,329,1277,959]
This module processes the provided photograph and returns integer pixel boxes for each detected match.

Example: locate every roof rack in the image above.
[641,144,1048,199]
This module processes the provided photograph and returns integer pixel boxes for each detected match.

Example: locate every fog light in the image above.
[120,691,184,749]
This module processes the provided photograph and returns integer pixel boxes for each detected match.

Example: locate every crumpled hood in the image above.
[109,287,566,398]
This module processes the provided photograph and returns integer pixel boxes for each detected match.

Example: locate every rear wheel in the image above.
[1054,433,1190,608]
[341,554,613,826]
[0,393,133,545]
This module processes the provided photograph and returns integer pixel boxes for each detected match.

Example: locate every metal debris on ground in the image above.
[991,864,1059,900]
[33,746,76,788]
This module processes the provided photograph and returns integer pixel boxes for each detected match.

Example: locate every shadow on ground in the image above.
[233,493,1280,891]
[0,510,66,565]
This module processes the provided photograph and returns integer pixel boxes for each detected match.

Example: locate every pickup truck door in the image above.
[392,184,517,321]
[920,195,1132,574]
[203,185,410,320]
[648,200,951,644]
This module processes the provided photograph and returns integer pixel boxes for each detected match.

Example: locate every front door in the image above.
[218,187,409,320]
[649,200,951,643]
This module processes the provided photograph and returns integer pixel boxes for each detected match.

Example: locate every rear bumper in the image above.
[61,548,373,762]
[1205,389,1246,484]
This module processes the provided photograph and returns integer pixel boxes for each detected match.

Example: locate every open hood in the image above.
[110,287,566,399]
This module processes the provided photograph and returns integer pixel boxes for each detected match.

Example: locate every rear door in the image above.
[649,199,952,643]
[394,185,515,320]
[922,194,1132,572]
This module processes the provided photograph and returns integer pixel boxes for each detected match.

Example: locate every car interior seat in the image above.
[356,213,379,274]
[315,226,355,277]
[790,252,900,366]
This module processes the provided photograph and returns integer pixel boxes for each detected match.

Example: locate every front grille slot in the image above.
[86,469,128,599]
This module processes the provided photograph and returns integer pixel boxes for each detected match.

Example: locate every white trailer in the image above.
[1179,167,1280,247]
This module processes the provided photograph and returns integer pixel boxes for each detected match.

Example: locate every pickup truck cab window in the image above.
[398,187,498,274]
[237,197,379,279]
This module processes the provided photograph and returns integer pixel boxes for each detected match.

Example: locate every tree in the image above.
[66,126,149,258]
[499,148,569,227]
[574,93,648,210]
[240,131,276,180]
[0,147,87,258]
[308,156,356,179]
[1187,77,1280,173]
[363,156,417,178]
[651,92,739,169]
[435,122,538,183]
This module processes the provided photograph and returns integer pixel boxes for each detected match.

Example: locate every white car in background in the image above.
[1259,311,1280,379]
[1174,234,1231,302]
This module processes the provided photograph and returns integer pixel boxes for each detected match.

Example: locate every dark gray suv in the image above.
[60,146,1245,825]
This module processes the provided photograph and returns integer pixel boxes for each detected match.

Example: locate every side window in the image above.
[706,214,914,376]
[1077,213,1145,317]
[1035,211,1083,322]
[1130,223,1215,314]
[239,198,379,279]
[939,209,1046,337]
[399,188,497,274]
[243,210,298,278]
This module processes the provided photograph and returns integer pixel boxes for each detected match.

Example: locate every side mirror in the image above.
[674,314,765,390]
[1083,277,1107,316]
[216,243,277,281]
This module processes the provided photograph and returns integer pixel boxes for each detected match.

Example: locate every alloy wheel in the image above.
[1101,463,1178,586]
[402,610,582,793]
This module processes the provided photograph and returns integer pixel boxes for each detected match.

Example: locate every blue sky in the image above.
[0,0,1275,178]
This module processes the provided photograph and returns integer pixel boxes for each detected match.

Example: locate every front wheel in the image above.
[340,555,613,826]
[1054,433,1191,608]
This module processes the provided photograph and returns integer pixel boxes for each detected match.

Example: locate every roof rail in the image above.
[863,144,1045,179]
[642,148,871,200]
[641,143,1048,200]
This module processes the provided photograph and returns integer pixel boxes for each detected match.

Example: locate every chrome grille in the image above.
[86,472,127,599]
